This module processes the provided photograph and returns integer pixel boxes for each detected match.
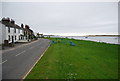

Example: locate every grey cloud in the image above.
[1,2,118,35]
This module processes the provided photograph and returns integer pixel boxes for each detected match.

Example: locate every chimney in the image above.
[2,17,10,22]
[2,17,6,21]
[21,24,24,28]
[25,25,29,29]
[11,19,15,24]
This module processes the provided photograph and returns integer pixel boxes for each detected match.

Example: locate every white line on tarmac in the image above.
[29,47,34,49]
[15,50,26,56]
[29,44,39,49]
[29,43,43,49]
[0,60,8,64]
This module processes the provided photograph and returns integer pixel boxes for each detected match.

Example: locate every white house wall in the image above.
[14,29,19,42]
[20,29,23,35]
[6,27,14,43]
[0,23,6,44]
[1,22,30,44]
[0,23,2,44]
[6,27,24,43]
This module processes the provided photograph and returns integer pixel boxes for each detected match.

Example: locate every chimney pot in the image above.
[11,19,15,24]
[21,24,24,28]
[2,17,10,22]
[25,25,29,29]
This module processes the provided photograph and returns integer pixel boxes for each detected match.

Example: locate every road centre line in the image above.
[29,45,38,49]
[29,46,34,49]
[29,44,42,49]
[0,60,8,64]
[15,50,26,56]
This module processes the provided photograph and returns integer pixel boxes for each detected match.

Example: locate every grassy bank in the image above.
[25,38,119,79]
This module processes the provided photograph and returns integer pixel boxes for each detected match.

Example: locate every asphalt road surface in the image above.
[1,39,51,80]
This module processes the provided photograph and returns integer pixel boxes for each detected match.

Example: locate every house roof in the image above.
[0,18,34,33]
[0,21,23,29]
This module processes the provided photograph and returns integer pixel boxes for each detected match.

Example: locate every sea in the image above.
[51,36,120,45]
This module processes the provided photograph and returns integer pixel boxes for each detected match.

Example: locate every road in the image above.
[1,39,51,79]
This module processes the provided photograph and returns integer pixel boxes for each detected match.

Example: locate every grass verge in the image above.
[25,38,119,79]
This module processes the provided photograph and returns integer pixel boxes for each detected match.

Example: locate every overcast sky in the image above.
[1,2,118,36]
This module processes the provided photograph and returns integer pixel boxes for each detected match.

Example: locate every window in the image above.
[18,29,20,33]
[21,37,23,40]
[8,35,10,41]
[14,28,16,33]
[19,36,21,40]
[15,35,16,40]
[8,27,10,33]
[22,30,24,34]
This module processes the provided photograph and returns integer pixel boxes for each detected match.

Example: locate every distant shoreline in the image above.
[50,35,119,45]
[64,35,120,37]
[86,35,120,37]
[50,35,120,37]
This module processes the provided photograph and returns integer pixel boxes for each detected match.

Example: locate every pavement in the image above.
[1,38,51,80]
[1,39,40,53]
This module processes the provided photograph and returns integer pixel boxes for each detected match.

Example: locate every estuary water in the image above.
[51,36,120,45]
[67,36,119,45]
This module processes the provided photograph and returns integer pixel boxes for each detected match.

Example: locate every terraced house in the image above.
[0,18,34,45]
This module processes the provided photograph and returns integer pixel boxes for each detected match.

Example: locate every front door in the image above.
[12,36,14,43]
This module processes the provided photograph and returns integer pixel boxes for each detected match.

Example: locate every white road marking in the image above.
[29,44,40,50]
[0,60,8,64]
[15,50,26,56]
[29,47,34,49]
